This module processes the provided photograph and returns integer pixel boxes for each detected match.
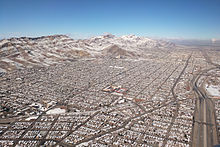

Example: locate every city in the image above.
[1,0,220,146]
[0,46,219,146]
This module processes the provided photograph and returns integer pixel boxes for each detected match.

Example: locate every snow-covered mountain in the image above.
[0,34,175,72]
[83,34,174,51]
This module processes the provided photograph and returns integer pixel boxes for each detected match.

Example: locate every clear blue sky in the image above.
[0,0,220,39]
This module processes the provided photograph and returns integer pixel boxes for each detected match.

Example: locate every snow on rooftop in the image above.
[109,66,124,69]
[25,116,38,121]
[205,84,220,97]
[46,108,66,115]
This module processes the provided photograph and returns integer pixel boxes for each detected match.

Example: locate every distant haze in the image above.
[168,39,220,46]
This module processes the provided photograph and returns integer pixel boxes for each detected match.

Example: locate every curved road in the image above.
[191,50,219,147]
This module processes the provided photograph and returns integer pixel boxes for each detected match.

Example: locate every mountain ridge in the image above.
[0,34,175,73]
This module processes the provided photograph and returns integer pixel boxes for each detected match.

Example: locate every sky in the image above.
[0,0,220,39]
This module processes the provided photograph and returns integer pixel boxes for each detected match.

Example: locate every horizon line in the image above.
[0,33,219,41]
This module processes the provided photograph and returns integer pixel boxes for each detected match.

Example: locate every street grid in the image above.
[0,48,220,146]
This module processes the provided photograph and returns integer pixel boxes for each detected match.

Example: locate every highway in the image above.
[191,50,219,147]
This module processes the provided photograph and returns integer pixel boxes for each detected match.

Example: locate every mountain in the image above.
[102,44,137,58]
[84,34,175,50]
[0,34,175,73]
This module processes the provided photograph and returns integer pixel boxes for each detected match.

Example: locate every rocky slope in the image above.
[0,34,175,73]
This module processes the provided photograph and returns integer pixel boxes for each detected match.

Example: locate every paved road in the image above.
[191,50,219,147]
[56,54,192,147]
[162,54,191,147]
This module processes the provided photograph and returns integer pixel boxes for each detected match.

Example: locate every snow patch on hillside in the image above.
[0,34,174,72]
